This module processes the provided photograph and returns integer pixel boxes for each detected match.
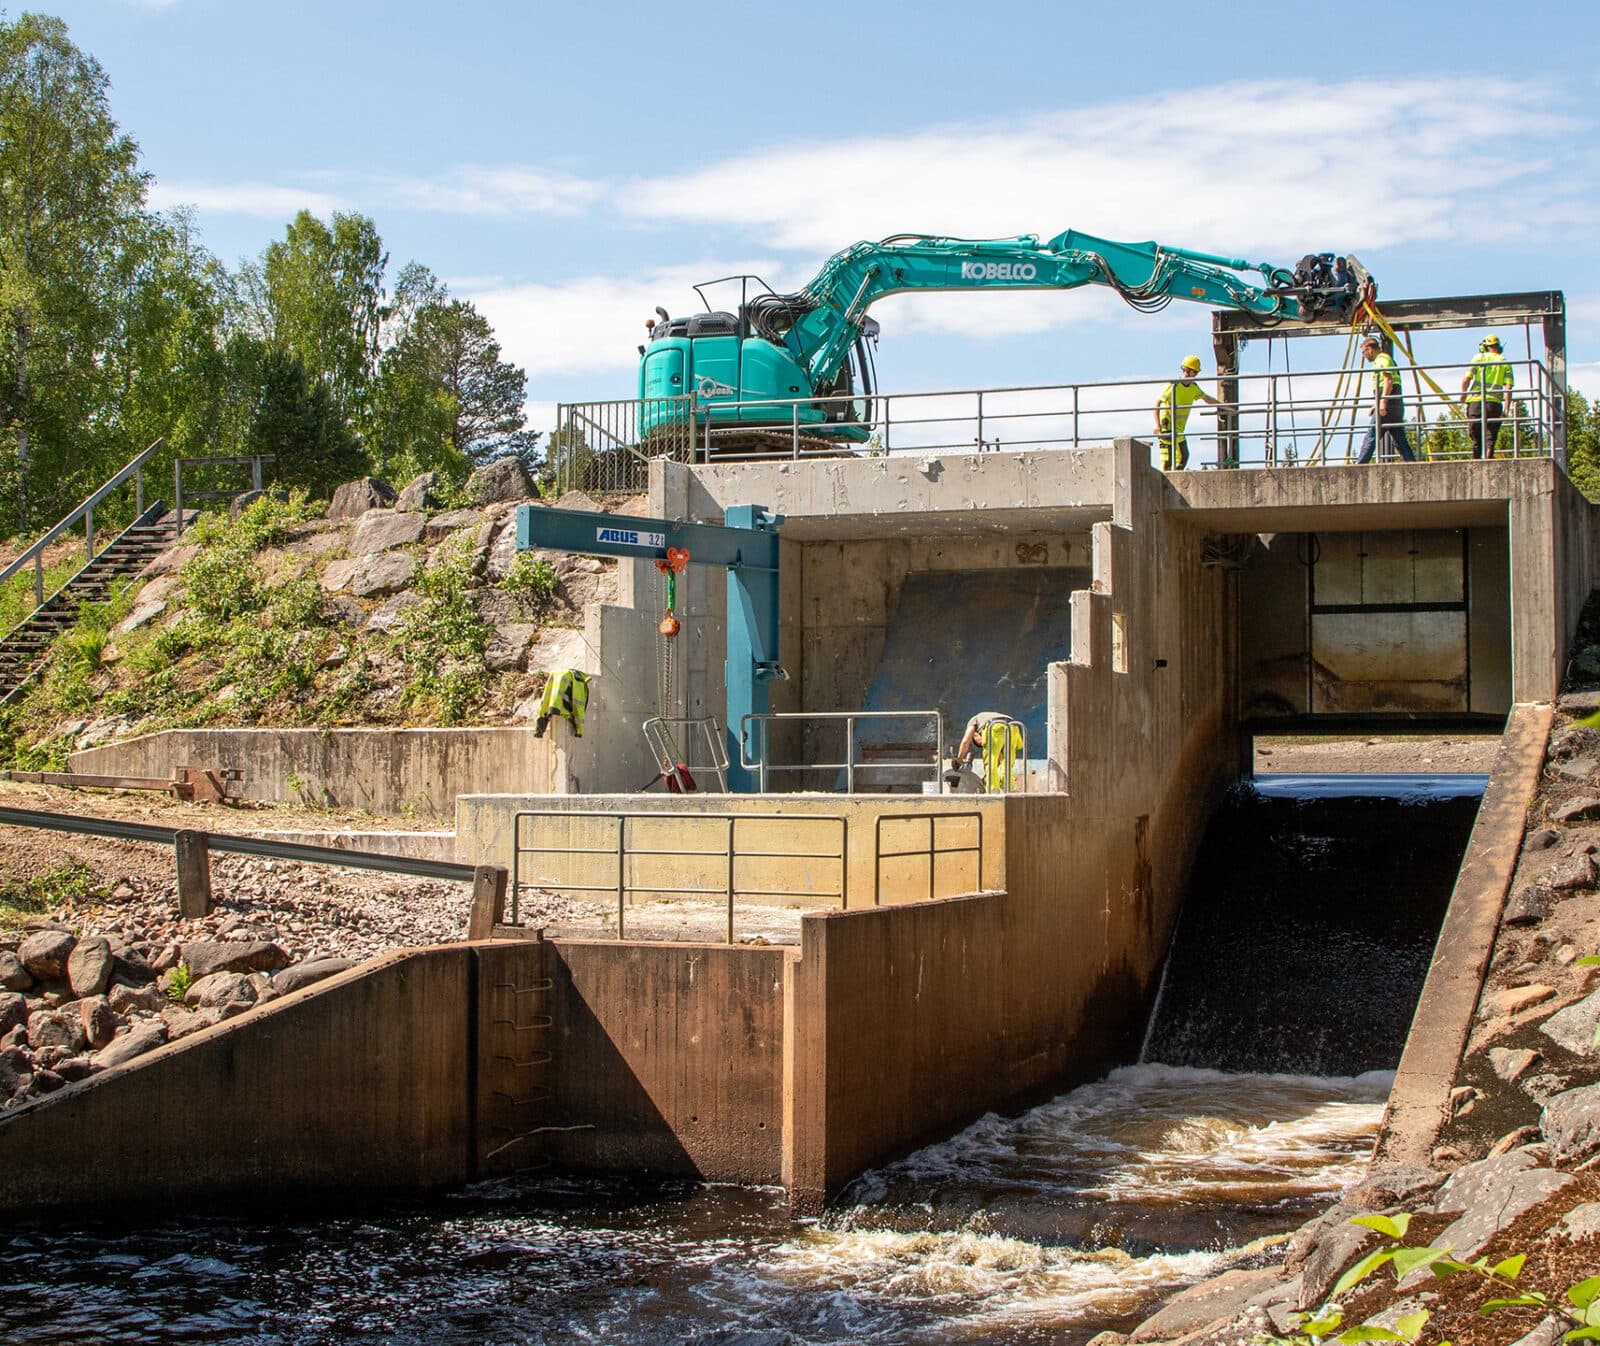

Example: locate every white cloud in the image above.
[376,166,600,217]
[148,180,345,218]
[1571,362,1600,403]
[623,76,1583,257]
[462,260,797,381]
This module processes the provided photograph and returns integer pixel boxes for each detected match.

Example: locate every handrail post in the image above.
[33,553,42,608]
[976,391,985,451]
[252,456,263,492]
[725,817,736,944]
[84,503,93,562]
[616,817,627,939]
[792,402,800,460]
[846,715,856,794]
[135,466,144,517]
[839,816,849,909]
[174,462,184,537]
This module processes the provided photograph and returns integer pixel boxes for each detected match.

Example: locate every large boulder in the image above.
[320,558,363,593]
[1543,1081,1600,1163]
[327,477,396,521]
[184,971,257,1017]
[26,1008,86,1054]
[76,995,117,1051]
[395,471,446,513]
[1130,1268,1284,1342]
[367,591,426,634]
[181,940,292,982]
[349,552,417,599]
[93,1020,168,1069]
[0,949,33,992]
[424,507,484,541]
[1423,1150,1574,1264]
[467,457,534,504]
[1542,989,1600,1057]
[66,936,114,998]
[0,990,28,1035]
[18,930,75,981]
[349,509,425,556]
[273,958,355,996]
[485,623,540,671]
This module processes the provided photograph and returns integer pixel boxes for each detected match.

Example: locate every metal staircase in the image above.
[0,440,182,706]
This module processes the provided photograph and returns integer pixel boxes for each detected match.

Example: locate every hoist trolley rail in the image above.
[510,809,848,943]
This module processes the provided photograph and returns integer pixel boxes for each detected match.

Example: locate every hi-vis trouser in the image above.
[981,719,1025,792]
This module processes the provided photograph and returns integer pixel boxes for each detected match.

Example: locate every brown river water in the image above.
[0,775,1483,1344]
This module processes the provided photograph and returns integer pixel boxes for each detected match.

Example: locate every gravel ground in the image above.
[1255,733,1500,775]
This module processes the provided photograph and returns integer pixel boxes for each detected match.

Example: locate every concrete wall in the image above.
[68,727,559,818]
[479,939,788,1182]
[0,949,472,1209]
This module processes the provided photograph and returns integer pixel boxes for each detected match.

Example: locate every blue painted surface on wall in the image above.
[862,568,1086,751]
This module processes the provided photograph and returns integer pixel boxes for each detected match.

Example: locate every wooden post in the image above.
[174,830,212,918]
[468,865,508,941]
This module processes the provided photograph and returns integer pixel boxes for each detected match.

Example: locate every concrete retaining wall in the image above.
[69,727,559,817]
[0,948,472,1208]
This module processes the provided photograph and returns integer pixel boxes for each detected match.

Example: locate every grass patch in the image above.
[396,539,490,724]
[0,860,104,929]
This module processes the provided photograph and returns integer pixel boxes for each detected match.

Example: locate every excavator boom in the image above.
[639,228,1365,442]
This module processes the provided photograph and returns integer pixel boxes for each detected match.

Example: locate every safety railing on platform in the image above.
[549,395,696,495]
[0,438,164,611]
[740,710,945,794]
[509,809,848,942]
[872,811,985,905]
[548,358,1563,476]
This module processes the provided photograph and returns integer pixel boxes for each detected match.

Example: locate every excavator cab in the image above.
[640,276,877,446]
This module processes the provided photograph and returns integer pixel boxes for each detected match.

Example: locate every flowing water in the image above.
[0,775,1482,1345]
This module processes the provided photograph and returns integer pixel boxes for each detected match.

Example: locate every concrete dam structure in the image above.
[3,421,1593,1215]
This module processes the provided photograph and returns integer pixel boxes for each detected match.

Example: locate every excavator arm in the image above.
[638,228,1366,440]
[756,229,1362,390]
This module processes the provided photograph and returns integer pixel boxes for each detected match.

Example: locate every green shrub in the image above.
[500,553,559,617]
[395,541,490,724]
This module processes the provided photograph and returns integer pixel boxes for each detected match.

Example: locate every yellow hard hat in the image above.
[1180,355,1202,373]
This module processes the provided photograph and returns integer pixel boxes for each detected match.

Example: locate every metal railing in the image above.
[873,811,985,905]
[642,715,729,792]
[740,710,945,794]
[548,396,695,495]
[174,455,275,536]
[510,809,848,942]
[0,438,164,611]
[548,357,1564,476]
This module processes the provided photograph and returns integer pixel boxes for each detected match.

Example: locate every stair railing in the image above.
[0,438,165,608]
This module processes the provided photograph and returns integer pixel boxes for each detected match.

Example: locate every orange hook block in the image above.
[659,614,680,637]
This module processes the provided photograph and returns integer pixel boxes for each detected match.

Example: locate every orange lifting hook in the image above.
[656,547,690,637]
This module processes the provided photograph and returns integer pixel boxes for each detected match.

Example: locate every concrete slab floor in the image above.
[1254,734,1500,775]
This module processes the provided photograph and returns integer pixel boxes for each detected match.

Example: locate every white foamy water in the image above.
[3,1065,1390,1345]
[735,1063,1392,1341]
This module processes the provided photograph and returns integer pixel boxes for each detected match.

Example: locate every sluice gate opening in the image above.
[1143,771,1487,1076]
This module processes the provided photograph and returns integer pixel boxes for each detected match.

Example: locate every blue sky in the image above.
[37,0,1600,438]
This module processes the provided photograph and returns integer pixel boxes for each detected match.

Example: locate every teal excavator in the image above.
[639,229,1368,441]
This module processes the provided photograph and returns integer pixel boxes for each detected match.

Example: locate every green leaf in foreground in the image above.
[1332,1250,1395,1300]
[1351,1213,1411,1240]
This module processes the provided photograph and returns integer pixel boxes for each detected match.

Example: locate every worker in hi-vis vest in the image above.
[1461,333,1514,460]
[1154,355,1220,472]
[1356,336,1417,464]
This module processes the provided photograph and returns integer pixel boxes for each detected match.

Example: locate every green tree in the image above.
[240,210,387,430]
[1568,390,1600,502]
[0,11,151,528]
[366,270,538,480]
[244,346,363,496]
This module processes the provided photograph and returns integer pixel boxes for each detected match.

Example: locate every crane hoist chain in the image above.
[654,547,690,717]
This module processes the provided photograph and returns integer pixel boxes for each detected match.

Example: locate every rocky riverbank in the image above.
[0,848,472,1110]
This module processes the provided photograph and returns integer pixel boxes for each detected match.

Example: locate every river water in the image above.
[0,775,1482,1345]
